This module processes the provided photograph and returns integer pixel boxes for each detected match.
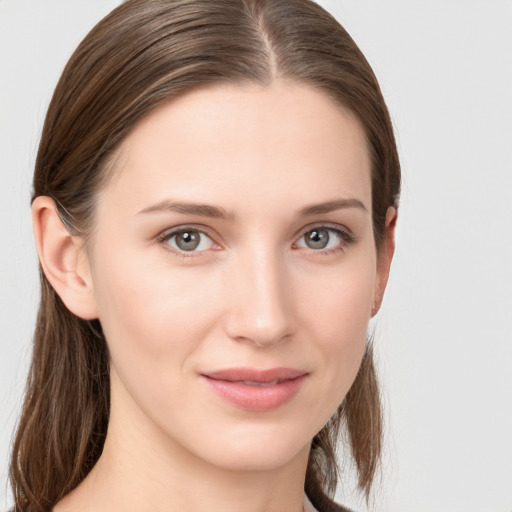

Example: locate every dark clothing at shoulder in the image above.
[307,491,355,512]
[317,502,354,512]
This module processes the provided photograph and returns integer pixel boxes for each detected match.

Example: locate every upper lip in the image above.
[202,367,307,383]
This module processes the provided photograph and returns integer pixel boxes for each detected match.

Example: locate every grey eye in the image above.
[304,228,330,249]
[167,230,214,252]
[175,231,200,251]
[296,227,346,251]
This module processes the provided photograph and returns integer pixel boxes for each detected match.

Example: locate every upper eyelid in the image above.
[157,224,217,240]
[295,222,353,240]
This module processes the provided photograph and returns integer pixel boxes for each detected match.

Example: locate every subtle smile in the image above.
[200,368,308,412]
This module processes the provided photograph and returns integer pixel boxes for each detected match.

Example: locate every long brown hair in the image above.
[10,1,400,510]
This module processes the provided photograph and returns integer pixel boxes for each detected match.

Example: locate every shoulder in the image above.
[316,503,354,512]
[305,492,355,512]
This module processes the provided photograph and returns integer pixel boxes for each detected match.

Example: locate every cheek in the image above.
[90,249,227,429]
[297,252,376,341]
[90,247,222,384]
[294,254,376,409]
[94,246,212,336]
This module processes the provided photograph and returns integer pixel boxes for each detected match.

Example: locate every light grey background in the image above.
[1,1,511,511]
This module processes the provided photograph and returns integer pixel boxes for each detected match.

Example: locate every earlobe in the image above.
[372,206,397,317]
[32,196,98,320]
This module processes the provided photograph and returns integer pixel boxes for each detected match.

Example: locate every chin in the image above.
[203,443,308,473]
[180,420,313,473]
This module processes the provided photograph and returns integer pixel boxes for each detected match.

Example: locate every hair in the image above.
[10,1,400,510]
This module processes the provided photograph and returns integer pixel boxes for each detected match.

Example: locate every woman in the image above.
[9,0,400,511]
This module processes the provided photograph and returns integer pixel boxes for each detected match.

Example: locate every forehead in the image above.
[98,80,371,217]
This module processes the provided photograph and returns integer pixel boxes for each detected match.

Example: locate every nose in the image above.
[224,247,295,347]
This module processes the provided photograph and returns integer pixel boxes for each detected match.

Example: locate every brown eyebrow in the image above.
[299,198,368,216]
[137,200,235,220]
[138,197,367,220]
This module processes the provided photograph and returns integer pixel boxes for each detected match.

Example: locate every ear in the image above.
[32,196,98,319]
[372,206,397,317]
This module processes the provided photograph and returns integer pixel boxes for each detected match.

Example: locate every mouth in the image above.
[200,367,308,412]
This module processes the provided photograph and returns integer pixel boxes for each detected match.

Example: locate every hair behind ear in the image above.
[9,276,110,510]
[343,342,382,496]
[306,342,382,507]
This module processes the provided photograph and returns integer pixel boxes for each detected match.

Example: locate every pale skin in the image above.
[33,80,396,512]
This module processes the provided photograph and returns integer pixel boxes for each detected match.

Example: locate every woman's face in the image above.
[84,80,389,471]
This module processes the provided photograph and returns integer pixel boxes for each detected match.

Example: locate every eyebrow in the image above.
[137,200,234,220]
[137,197,367,219]
[299,198,368,216]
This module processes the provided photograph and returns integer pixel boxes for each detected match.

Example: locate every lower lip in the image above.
[202,375,307,412]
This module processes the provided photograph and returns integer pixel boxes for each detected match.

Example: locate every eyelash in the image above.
[156,225,218,259]
[295,224,356,256]
[156,224,355,258]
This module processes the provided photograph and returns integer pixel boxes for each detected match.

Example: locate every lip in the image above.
[200,367,308,412]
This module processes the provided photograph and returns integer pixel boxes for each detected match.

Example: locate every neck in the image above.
[54,375,310,512]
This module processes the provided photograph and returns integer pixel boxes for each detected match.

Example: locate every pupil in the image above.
[176,231,200,251]
[306,229,329,249]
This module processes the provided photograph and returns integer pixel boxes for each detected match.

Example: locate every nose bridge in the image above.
[226,242,294,346]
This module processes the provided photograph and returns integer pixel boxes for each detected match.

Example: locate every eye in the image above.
[295,226,353,252]
[164,229,215,253]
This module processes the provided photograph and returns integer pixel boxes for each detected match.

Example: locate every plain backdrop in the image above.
[1,1,511,511]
